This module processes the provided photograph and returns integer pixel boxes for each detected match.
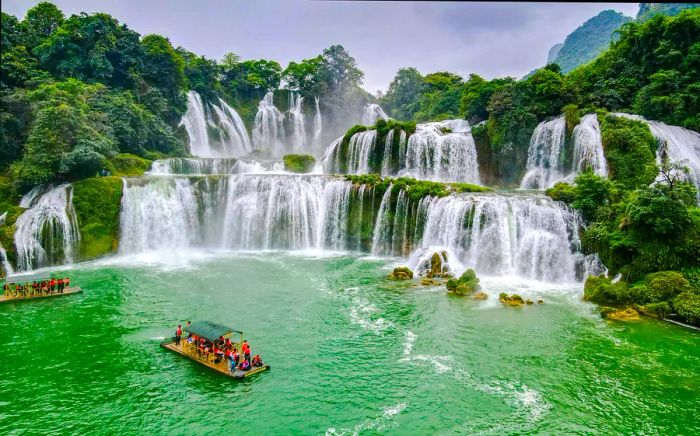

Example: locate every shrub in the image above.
[283,154,315,173]
[673,292,700,325]
[643,302,672,319]
[546,182,576,203]
[105,153,152,176]
[583,276,630,304]
[71,176,123,260]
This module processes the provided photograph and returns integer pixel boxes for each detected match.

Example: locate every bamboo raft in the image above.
[161,339,270,379]
[0,287,82,304]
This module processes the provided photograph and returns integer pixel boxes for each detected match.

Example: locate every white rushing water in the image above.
[313,96,323,148]
[520,116,567,190]
[13,185,80,271]
[403,119,480,183]
[571,114,608,178]
[252,92,286,156]
[614,113,700,203]
[179,91,252,158]
[362,103,390,126]
[149,158,238,175]
[288,92,307,152]
[347,130,378,174]
[0,212,14,277]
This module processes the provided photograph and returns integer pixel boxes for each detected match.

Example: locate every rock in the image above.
[388,266,414,280]
[525,299,534,305]
[499,292,525,307]
[604,307,640,321]
[420,277,441,286]
[427,251,450,278]
[473,292,488,300]
[537,299,544,304]
[446,269,480,296]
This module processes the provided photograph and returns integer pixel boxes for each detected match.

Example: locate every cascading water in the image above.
[403,120,480,183]
[405,192,585,282]
[288,92,307,152]
[614,113,700,203]
[322,137,344,174]
[571,114,608,178]
[520,116,567,190]
[313,96,323,147]
[13,185,80,271]
[0,212,14,277]
[149,158,238,175]
[252,92,285,156]
[347,131,378,174]
[179,91,252,158]
[381,129,395,176]
[362,104,389,126]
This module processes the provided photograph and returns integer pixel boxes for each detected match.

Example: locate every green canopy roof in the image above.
[185,321,241,342]
[4,271,52,284]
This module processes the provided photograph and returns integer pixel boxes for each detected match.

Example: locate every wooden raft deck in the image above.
[0,287,82,304]
[160,340,270,379]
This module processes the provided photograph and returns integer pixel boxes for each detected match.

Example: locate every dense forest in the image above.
[1,4,699,323]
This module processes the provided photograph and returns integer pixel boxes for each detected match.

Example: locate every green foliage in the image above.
[105,153,152,176]
[282,56,324,95]
[583,276,632,304]
[563,104,580,134]
[572,171,613,220]
[637,3,699,22]
[446,269,480,295]
[71,176,123,260]
[673,292,700,325]
[23,2,64,49]
[379,67,423,120]
[643,301,672,319]
[545,182,577,203]
[283,154,315,173]
[600,115,657,190]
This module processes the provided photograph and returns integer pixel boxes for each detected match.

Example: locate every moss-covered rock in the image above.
[426,251,450,278]
[283,154,315,173]
[603,307,640,321]
[446,269,480,296]
[499,293,525,307]
[71,176,123,260]
[420,277,442,286]
[388,266,414,280]
[473,291,488,300]
[105,153,152,177]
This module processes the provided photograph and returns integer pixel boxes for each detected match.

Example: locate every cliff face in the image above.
[549,10,632,74]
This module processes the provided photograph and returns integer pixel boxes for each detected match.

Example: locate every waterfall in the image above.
[149,158,238,175]
[403,120,480,183]
[317,180,352,250]
[252,92,285,156]
[371,184,394,256]
[347,130,378,174]
[362,103,389,125]
[614,113,700,203]
[381,129,395,176]
[313,96,323,146]
[0,212,14,277]
[520,116,567,190]
[288,92,307,152]
[571,114,608,177]
[13,185,80,271]
[179,91,252,158]
[322,137,344,174]
[407,193,584,282]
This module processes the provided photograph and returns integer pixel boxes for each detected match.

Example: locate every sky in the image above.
[2,1,641,94]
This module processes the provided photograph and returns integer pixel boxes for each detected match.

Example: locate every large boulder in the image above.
[446,269,480,296]
[427,251,450,278]
[388,266,414,280]
[604,307,640,321]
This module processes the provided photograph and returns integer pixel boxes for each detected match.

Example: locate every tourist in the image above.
[252,354,263,367]
[64,277,70,291]
[57,278,63,292]
[175,324,182,346]
[243,342,251,362]
[239,359,250,371]
[50,278,56,292]
[232,348,240,368]
[225,338,232,350]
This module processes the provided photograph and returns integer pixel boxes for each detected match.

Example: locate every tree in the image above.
[23,2,64,48]
[283,56,324,95]
[380,67,423,120]
[572,170,613,220]
[319,45,363,92]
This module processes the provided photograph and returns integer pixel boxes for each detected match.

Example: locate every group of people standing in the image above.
[175,322,264,373]
[3,277,71,298]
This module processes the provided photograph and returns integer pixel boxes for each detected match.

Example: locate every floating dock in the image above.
[161,339,270,379]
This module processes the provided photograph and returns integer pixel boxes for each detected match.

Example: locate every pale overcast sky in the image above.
[2,1,640,93]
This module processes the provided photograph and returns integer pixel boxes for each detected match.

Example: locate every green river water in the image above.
[1,251,698,434]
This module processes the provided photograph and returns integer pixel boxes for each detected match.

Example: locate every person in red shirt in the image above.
[175,324,182,346]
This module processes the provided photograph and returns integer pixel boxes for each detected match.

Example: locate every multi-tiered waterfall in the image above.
[252,92,286,156]
[323,119,479,183]
[520,114,608,189]
[13,185,81,271]
[179,91,252,158]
